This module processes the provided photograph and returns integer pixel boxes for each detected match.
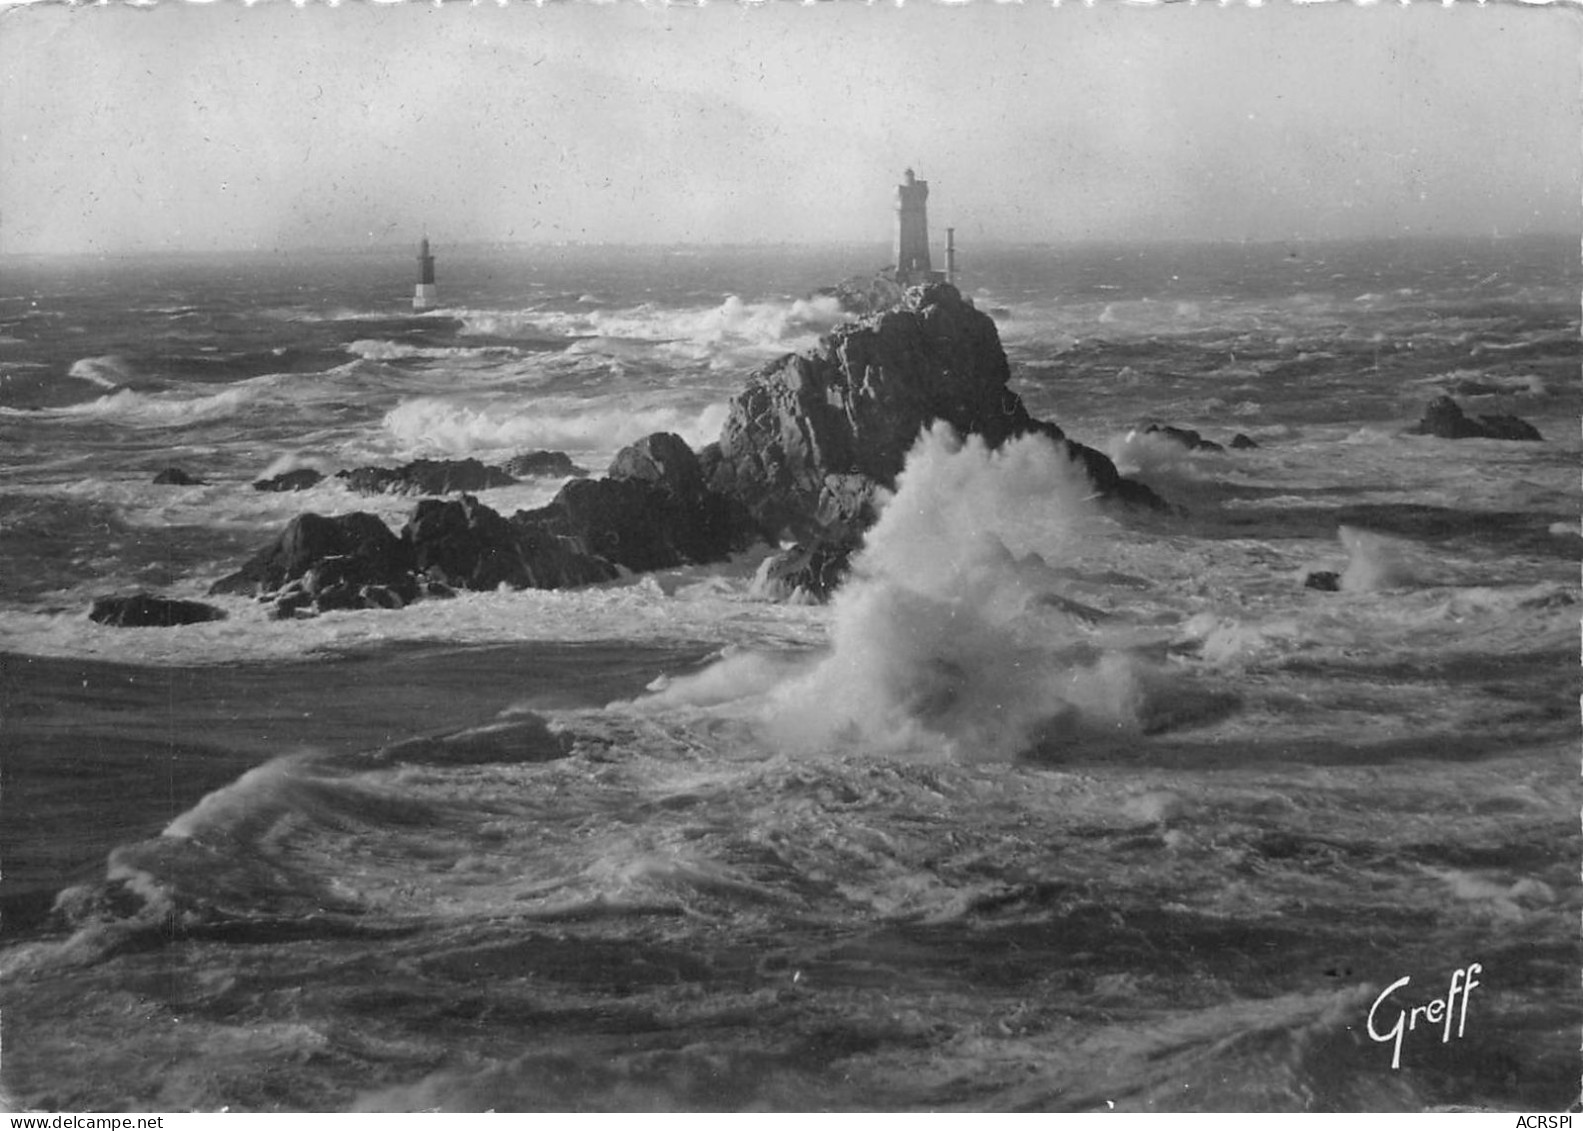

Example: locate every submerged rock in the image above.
[337,458,517,497]
[89,593,226,627]
[252,468,324,492]
[502,450,589,479]
[1302,569,1342,592]
[1410,396,1542,441]
[152,467,206,486]
[703,281,1162,539]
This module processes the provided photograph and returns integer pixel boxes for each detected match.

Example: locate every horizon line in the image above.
[3,229,1578,262]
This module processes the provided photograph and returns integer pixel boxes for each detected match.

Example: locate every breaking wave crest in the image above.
[1107,428,1216,487]
[382,396,729,458]
[346,339,522,362]
[43,384,269,426]
[460,293,850,358]
[643,424,1178,761]
[67,355,136,389]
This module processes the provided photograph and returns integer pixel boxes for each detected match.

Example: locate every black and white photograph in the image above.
[0,0,1578,1114]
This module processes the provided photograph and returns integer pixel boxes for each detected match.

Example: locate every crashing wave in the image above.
[382,395,729,459]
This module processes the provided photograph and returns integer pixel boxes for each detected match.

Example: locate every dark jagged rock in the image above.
[405,495,525,590]
[210,434,765,609]
[253,468,324,492]
[1302,570,1342,592]
[502,450,589,479]
[152,467,206,486]
[405,494,617,591]
[1145,424,1226,453]
[1410,396,1542,442]
[210,496,614,615]
[704,282,1162,540]
[755,535,859,603]
[337,458,517,497]
[1471,414,1543,442]
[89,593,226,627]
[521,433,765,574]
[208,511,414,599]
[1229,433,1260,450]
[809,473,884,540]
[507,520,624,589]
[607,431,705,494]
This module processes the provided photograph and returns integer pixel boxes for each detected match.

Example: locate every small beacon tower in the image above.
[413,235,438,312]
[893,169,949,287]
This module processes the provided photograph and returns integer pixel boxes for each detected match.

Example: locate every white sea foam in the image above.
[48,385,265,426]
[455,294,849,364]
[381,396,729,459]
[1106,429,1214,486]
[161,752,322,843]
[1337,525,1419,592]
[1178,612,1304,665]
[641,645,807,708]
[346,339,520,362]
[66,355,136,388]
[256,451,335,481]
[643,425,1174,761]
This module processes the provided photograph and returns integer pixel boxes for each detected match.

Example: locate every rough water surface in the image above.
[1,238,1578,1111]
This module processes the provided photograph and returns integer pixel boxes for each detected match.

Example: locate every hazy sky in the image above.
[1,1,1578,254]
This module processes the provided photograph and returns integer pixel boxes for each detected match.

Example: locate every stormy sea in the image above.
[1,237,1578,1112]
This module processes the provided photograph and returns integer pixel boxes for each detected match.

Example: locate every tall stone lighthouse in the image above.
[413,235,438,312]
[893,169,948,287]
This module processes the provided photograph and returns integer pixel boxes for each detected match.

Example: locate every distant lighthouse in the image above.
[413,235,438,312]
[893,169,948,287]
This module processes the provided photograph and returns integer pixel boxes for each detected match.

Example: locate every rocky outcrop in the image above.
[503,450,589,479]
[153,467,206,486]
[702,282,1163,539]
[1144,424,1226,453]
[1229,433,1259,450]
[606,432,702,492]
[253,468,324,492]
[208,434,763,614]
[1301,569,1342,593]
[1410,396,1542,441]
[208,286,1167,609]
[209,512,415,602]
[517,432,765,574]
[89,594,227,627]
[337,458,516,497]
[406,495,616,591]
